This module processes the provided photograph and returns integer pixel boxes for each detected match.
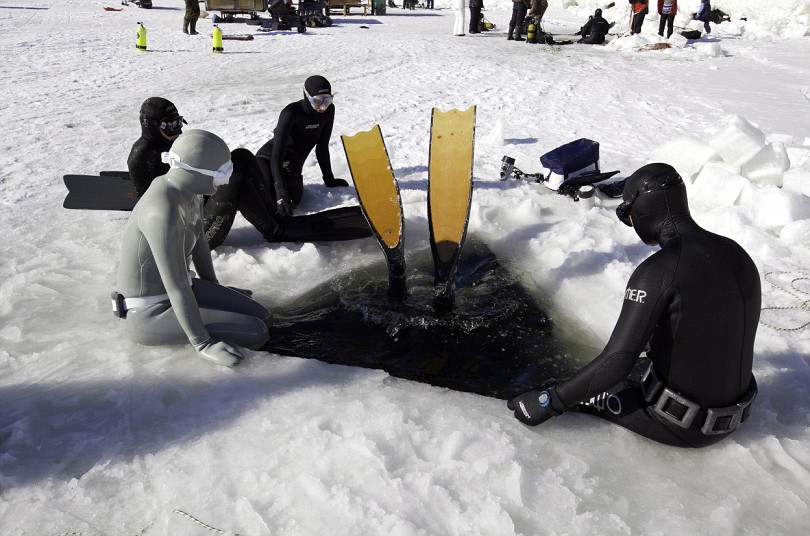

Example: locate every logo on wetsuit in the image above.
[625,288,647,303]
[584,392,623,415]
[305,124,320,130]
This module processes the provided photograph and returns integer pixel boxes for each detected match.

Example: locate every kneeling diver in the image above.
[115,129,272,367]
[577,8,610,44]
[509,163,761,447]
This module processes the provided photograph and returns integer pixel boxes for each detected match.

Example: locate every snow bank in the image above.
[648,114,810,236]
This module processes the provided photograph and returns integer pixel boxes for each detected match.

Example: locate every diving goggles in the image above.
[162,150,233,186]
[304,89,334,112]
[615,175,684,227]
[159,116,187,136]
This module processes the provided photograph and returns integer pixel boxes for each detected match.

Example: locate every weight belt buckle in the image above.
[701,389,757,436]
[654,388,700,429]
[639,361,664,403]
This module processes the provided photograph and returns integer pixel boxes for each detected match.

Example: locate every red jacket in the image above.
[630,0,648,15]
[658,0,677,15]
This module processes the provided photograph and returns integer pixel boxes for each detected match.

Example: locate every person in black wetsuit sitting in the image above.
[128,97,281,249]
[256,75,349,219]
[576,8,610,44]
[508,163,761,448]
[128,96,371,247]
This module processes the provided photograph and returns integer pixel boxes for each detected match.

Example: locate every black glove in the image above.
[507,386,564,426]
[324,177,349,188]
[276,197,294,218]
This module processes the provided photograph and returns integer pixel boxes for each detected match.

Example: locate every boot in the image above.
[507,25,515,40]
[189,20,198,35]
[515,25,525,41]
[183,19,189,34]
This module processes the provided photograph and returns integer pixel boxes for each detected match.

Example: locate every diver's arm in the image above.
[555,259,669,407]
[140,200,211,346]
[270,109,293,200]
[509,257,671,425]
[315,108,336,183]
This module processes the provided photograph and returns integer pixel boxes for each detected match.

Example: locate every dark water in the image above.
[267,239,587,400]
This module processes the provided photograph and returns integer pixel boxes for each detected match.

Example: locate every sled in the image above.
[204,0,267,20]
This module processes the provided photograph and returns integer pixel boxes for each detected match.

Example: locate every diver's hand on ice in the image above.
[507,387,562,426]
[194,338,243,367]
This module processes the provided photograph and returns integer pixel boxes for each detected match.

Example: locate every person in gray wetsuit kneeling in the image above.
[115,129,272,367]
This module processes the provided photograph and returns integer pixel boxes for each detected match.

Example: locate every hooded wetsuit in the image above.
[256,98,336,208]
[127,97,281,249]
[578,11,610,44]
[509,163,761,447]
[117,130,271,366]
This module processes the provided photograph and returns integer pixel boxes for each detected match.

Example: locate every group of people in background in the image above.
[182,0,713,42]
[503,0,549,41]
[476,0,714,42]
[630,0,712,37]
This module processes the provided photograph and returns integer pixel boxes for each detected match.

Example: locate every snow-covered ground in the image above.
[1,0,809,534]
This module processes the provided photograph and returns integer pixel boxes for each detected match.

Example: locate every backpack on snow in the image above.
[539,138,620,197]
[539,138,601,190]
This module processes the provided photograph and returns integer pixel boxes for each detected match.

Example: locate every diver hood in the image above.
[164,129,232,196]
[302,75,332,115]
[622,163,698,246]
[139,97,182,148]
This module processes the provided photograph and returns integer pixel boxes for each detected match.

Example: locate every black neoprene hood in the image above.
[139,97,181,144]
[623,163,694,246]
[304,75,331,96]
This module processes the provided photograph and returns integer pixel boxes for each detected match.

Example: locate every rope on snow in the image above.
[760,271,810,332]
[50,508,246,536]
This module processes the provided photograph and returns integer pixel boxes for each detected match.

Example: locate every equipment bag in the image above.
[539,138,600,189]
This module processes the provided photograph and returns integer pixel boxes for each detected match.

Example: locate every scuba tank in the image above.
[136,22,147,51]
[527,20,537,44]
[212,24,223,53]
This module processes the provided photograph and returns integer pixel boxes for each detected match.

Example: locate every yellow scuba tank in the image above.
[527,20,537,43]
[212,24,223,53]
[136,22,147,52]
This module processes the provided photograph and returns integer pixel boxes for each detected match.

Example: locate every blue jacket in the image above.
[697,0,711,22]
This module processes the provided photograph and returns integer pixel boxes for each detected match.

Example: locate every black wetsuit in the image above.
[256,98,336,208]
[578,15,610,44]
[128,94,369,247]
[127,131,171,198]
[556,200,761,447]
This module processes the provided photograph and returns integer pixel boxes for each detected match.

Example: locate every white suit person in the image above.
[453,0,467,36]
[114,129,272,367]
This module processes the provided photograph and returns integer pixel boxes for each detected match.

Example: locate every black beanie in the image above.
[304,75,331,96]
[595,8,602,17]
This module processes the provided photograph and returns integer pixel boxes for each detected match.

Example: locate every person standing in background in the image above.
[657,0,677,38]
[183,0,200,35]
[508,0,531,41]
[696,0,712,34]
[453,0,466,36]
[469,0,484,34]
[629,0,648,34]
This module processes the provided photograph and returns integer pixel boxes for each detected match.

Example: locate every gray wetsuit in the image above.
[116,130,271,365]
